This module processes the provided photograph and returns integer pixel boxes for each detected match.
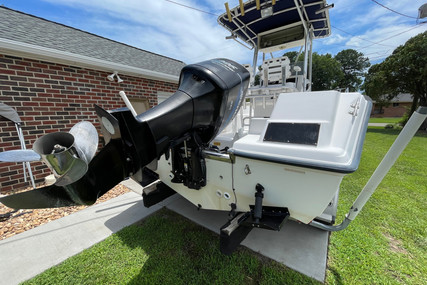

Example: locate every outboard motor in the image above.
[127,59,250,189]
[107,58,250,163]
[0,59,250,208]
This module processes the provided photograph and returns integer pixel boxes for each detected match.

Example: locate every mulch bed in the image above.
[0,184,130,240]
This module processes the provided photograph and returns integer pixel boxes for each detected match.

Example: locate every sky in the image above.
[1,0,426,66]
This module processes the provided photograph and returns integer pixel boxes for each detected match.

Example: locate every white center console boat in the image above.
[1,0,426,255]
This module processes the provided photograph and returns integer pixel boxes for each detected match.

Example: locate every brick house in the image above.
[371,93,413,117]
[0,7,186,192]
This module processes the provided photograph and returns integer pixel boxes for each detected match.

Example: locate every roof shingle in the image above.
[0,6,185,77]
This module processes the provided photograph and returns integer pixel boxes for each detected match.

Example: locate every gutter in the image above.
[0,37,180,83]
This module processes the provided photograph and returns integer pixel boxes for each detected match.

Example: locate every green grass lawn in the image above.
[369,117,402,124]
[22,208,318,285]
[326,127,427,285]
[23,128,426,285]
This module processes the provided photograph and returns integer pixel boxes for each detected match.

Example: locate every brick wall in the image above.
[371,102,411,117]
[0,54,178,193]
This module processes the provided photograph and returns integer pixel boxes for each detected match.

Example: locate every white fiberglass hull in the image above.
[157,154,343,224]
[156,90,371,224]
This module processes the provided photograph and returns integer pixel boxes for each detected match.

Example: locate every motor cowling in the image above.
[135,58,250,158]
[177,58,250,143]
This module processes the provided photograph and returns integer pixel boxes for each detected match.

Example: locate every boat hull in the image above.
[156,90,371,224]
[157,153,343,224]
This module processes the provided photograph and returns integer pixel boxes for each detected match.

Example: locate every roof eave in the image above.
[0,37,180,83]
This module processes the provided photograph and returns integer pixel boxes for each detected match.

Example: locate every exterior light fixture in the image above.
[107,72,116,81]
[116,74,124,83]
[107,71,124,83]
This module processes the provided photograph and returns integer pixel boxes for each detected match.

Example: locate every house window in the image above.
[373,108,384,114]
[393,103,400,107]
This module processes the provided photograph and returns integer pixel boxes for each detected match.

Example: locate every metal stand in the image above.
[310,106,427,231]
[220,183,290,254]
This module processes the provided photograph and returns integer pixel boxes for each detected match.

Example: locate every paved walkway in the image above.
[368,123,388,127]
[0,189,161,285]
[0,179,329,284]
[167,196,329,281]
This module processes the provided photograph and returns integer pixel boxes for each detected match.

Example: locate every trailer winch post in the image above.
[311,106,427,231]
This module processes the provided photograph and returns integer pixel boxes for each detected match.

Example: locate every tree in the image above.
[364,31,426,128]
[363,63,394,114]
[380,31,427,111]
[282,51,343,90]
[335,49,370,92]
[282,51,300,63]
[254,74,261,86]
[311,52,343,91]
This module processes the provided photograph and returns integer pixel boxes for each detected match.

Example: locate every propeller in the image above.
[0,121,99,186]
[0,105,134,209]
